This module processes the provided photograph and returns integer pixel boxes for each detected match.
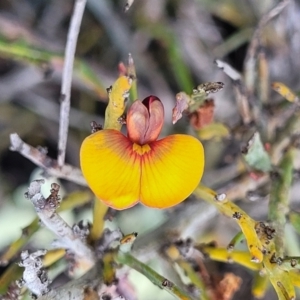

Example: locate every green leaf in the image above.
[242,132,272,172]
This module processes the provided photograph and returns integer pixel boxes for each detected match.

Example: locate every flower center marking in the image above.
[132,143,151,155]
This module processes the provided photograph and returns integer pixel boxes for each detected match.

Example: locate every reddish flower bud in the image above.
[126,95,164,145]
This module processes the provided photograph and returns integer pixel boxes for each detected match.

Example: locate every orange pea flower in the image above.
[80,95,204,210]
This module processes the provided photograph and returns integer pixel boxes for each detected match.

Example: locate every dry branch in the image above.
[10,133,86,186]
[25,180,95,268]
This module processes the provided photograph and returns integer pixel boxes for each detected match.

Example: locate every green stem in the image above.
[89,198,108,242]
[268,147,295,257]
[0,264,23,294]
[0,38,106,98]
[194,184,263,262]
[252,271,269,299]
[227,231,245,250]
[177,260,209,300]
[116,252,194,300]
[0,219,39,265]
[128,53,138,102]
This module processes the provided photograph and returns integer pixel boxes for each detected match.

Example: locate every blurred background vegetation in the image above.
[1,0,300,299]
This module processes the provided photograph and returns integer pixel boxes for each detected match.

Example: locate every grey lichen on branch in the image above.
[17,250,50,297]
[25,180,95,268]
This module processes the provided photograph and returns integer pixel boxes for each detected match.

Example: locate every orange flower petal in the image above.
[80,129,140,209]
[140,135,205,208]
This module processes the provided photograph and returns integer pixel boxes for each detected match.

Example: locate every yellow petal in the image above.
[80,130,140,209]
[140,135,204,208]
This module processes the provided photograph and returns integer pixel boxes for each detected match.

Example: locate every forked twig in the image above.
[10,133,86,186]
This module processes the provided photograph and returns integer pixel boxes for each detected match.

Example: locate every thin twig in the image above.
[124,0,135,12]
[215,59,252,124]
[58,0,87,167]
[257,49,269,105]
[10,133,86,186]
[244,0,290,93]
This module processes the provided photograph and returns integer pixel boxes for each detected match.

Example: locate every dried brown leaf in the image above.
[189,99,215,130]
[172,92,190,124]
